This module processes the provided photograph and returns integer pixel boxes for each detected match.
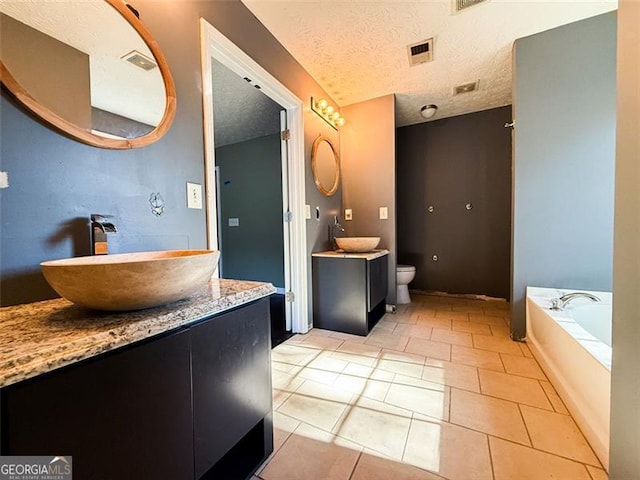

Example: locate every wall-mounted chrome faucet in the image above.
[91,214,117,255]
[550,292,600,311]
[329,215,345,248]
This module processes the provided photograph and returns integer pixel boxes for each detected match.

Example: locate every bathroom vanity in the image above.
[0,279,275,480]
[312,250,389,335]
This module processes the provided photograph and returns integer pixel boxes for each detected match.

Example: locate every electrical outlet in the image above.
[0,172,8,189]
[228,218,239,227]
[379,206,388,220]
[345,208,353,220]
[187,182,202,209]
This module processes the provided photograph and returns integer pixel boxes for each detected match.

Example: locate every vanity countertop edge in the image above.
[0,278,276,388]
[312,249,389,260]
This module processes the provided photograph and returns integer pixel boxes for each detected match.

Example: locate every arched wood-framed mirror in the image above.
[311,135,340,196]
[0,0,176,149]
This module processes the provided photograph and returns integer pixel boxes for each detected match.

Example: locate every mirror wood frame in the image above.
[0,0,176,150]
[311,135,340,196]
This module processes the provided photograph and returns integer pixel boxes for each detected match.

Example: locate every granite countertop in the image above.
[312,249,389,260]
[0,279,275,388]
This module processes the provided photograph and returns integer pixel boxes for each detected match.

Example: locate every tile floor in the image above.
[254,293,607,480]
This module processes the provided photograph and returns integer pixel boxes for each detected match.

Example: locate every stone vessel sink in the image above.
[41,250,220,311]
[335,237,381,253]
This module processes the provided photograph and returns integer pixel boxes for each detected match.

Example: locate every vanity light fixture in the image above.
[420,104,438,119]
[311,97,345,130]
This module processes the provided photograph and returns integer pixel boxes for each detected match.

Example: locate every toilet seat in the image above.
[397,265,415,272]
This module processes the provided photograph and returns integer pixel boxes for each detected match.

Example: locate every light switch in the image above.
[228,218,239,227]
[344,208,353,220]
[304,204,311,220]
[187,182,202,209]
[379,206,388,220]
[0,171,8,189]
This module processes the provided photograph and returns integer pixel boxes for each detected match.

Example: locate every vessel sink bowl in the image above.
[41,250,220,311]
[335,237,381,253]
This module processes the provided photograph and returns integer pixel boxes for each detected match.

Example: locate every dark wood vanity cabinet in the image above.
[0,298,273,480]
[313,253,389,336]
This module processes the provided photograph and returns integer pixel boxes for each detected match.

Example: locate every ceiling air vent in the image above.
[453,80,480,95]
[121,50,157,71]
[454,0,487,13]
[407,38,434,66]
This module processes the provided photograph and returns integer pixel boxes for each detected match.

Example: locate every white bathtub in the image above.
[526,286,611,470]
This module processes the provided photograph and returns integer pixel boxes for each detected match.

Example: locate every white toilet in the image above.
[396,264,416,304]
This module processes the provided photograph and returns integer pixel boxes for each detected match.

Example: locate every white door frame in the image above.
[200,19,309,333]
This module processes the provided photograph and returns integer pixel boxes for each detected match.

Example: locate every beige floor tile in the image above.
[478,369,552,410]
[335,341,382,358]
[489,437,592,480]
[308,328,337,337]
[297,366,341,385]
[540,380,570,414]
[365,331,410,351]
[278,380,353,431]
[272,344,321,366]
[451,345,504,372]
[393,323,433,340]
[489,324,511,338]
[273,411,301,451]
[394,313,419,324]
[412,307,438,319]
[332,373,392,402]
[373,319,398,333]
[422,359,480,393]
[329,331,368,343]
[520,342,535,358]
[299,335,345,350]
[500,354,547,380]
[586,465,608,480]
[434,311,470,321]
[273,388,293,410]
[452,320,492,335]
[404,419,493,480]
[430,328,473,347]
[375,358,424,378]
[306,351,350,373]
[468,314,508,326]
[405,337,452,361]
[392,374,447,392]
[415,317,453,330]
[351,451,445,480]
[380,348,426,365]
[472,334,524,356]
[384,383,450,421]
[272,360,303,375]
[331,350,379,367]
[451,304,485,313]
[260,422,361,480]
[332,397,412,459]
[520,405,600,465]
[272,368,305,392]
[342,362,395,382]
[449,388,530,445]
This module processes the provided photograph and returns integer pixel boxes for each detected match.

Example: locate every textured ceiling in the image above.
[0,0,165,126]
[211,59,283,147]
[242,0,617,127]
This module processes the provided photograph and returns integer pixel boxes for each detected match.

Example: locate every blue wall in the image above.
[511,12,617,339]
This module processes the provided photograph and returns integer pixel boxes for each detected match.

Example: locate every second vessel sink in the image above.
[41,250,220,311]
[335,237,381,253]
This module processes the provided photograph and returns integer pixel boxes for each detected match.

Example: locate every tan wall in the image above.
[0,14,91,129]
[340,95,397,303]
[609,1,640,476]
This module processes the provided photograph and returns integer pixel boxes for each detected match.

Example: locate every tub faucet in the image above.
[550,292,600,311]
[91,214,117,255]
[330,215,345,248]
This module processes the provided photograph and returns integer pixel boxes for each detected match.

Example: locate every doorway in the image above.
[200,19,309,335]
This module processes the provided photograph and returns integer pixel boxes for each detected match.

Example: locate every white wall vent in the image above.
[121,50,157,71]
[454,0,488,13]
[407,38,434,66]
[453,80,480,95]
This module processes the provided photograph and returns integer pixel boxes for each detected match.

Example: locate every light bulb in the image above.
[337,117,345,126]
[332,112,341,121]
[326,105,334,116]
[317,98,328,110]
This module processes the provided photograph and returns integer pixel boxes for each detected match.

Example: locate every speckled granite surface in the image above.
[0,279,275,388]
[312,249,389,260]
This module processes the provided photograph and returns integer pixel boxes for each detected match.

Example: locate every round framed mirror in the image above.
[0,0,176,149]
[311,135,340,196]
